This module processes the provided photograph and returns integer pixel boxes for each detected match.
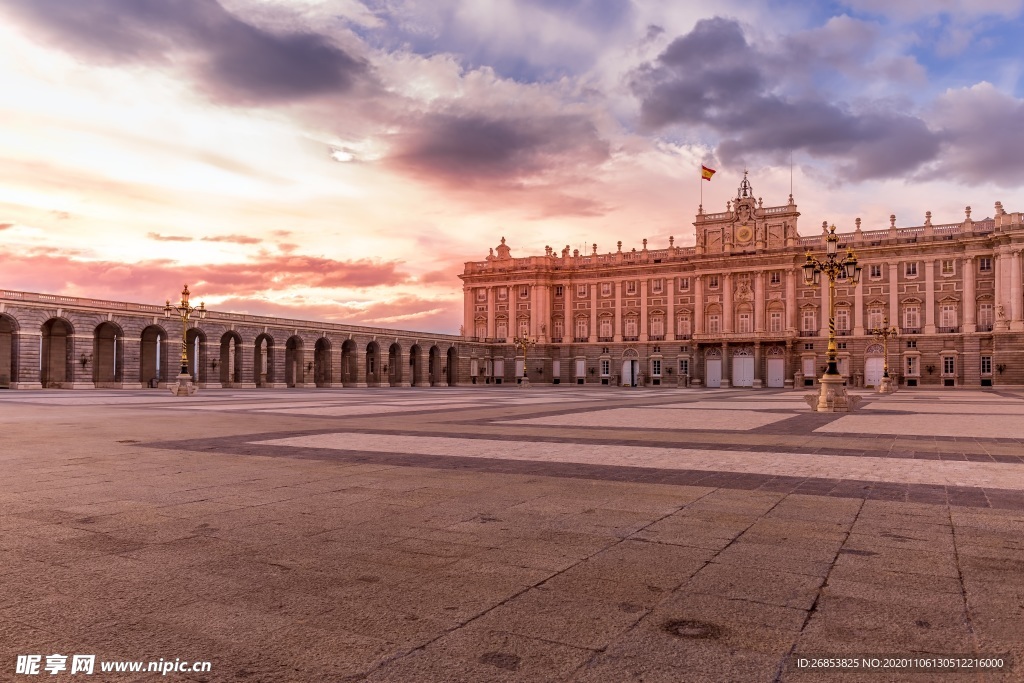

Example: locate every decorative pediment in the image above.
[938,295,960,303]
[799,302,818,310]
[901,297,922,305]
[834,299,852,308]
[649,308,665,316]
[866,298,886,307]
[976,293,993,301]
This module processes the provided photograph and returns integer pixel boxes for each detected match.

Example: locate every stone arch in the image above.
[0,313,19,388]
[705,346,722,358]
[219,331,243,386]
[185,327,207,384]
[314,337,332,388]
[865,343,884,355]
[140,325,169,388]
[428,345,441,386]
[255,333,275,388]
[341,339,357,387]
[93,321,125,386]
[409,344,423,387]
[365,341,380,387]
[388,342,402,386]
[622,347,640,359]
[733,346,754,357]
[766,345,785,356]
[41,317,74,388]
[285,335,305,388]
[446,346,458,386]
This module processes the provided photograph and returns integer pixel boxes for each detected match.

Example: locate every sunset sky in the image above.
[1,0,1022,333]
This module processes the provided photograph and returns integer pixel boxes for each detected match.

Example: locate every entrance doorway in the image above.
[732,354,754,388]
[766,358,785,388]
[705,359,722,388]
[865,357,884,387]
[621,359,639,387]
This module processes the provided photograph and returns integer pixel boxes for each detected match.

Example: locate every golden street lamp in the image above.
[871,316,900,393]
[512,335,535,386]
[802,225,862,411]
[164,284,206,396]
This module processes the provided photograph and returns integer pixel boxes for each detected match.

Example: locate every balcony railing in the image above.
[677,334,691,340]
[649,335,665,341]
[623,336,639,342]
[836,329,851,336]
[938,326,960,334]
[800,329,819,337]
[598,336,613,342]
[902,328,921,334]
[977,323,994,332]
[550,337,562,343]
[574,337,589,343]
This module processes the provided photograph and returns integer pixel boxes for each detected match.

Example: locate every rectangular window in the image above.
[652,279,664,294]
[519,285,529,298]
[624,318,638,337]
[906,340,917,348]
[978,303,994,328]
[769,311,782,333]
[497,288,507,301]
[679,358,689,375]
[870,264,882,279]
[981,355,992,374]
[940,304,957,328]
[625,281,637,295]
[941,260,954,275]
[651,359,661,376]
[575,318,588,340]
[836,308,849,331]
[600,359,610,376]
[496,320,507,338]
[678,277,690,291]
[650,317,664,337]
[708,275,719,289]
[554,285,563,297]
[599,318,612,338]
[708,314,720,334]
[517,319,529,336]
[737,312,751,333]
[868,308,883,330]
[979,257,993,273]
[553,320,564,339]
[907,356,917,375]
[943,356,955,374]
[601,282,611,296]
[770,271,781,285]
[677,317,691,337]
[476,289,486,301]
[577,284,587,298]
[905,262,918,277]
[904,306,920,330]
[802,310,816,332]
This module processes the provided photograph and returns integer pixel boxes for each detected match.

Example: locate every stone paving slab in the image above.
[2,387,1023,682]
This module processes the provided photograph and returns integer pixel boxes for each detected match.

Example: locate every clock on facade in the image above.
[736,225,753,243]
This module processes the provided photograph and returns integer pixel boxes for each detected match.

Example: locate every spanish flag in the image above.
[701,165,716,181]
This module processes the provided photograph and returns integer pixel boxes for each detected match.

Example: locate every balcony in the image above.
[977,323,993,332]
[800,329,819,337]
[574,337,589,343]
[649,335,665,341]
[937,326,960,334]
[550,337,562,343]
[677,334,691,340]
[623,336,639,342]
[836,329,852,336]
[598,336,613,342]
[902,328,921,335]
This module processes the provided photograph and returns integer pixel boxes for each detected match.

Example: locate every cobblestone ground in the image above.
[2,387,1022,682]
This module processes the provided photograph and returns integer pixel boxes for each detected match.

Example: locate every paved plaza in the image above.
[2,386,1023,682]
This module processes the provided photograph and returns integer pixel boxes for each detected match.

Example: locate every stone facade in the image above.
[0,291,467,390]
[460,174,1024,389]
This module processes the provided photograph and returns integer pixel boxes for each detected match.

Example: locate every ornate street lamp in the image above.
[802,225,862,412]
[512,335,535,387]
[870,316,899,393]
[164,284,206,396]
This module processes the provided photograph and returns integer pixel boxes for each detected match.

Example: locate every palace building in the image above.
[460,173,1024,389]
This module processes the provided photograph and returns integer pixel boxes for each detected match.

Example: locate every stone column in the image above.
[820,274,829,336]
[995,252,1009,330]
[853,274,864,336]
[640,279,649,342]
[666,277,676,341]
[529,284,539,338]
[963,255,976,332]
[925,259,936,334]
[463,288,473,339]
[889,263,900,328]
[1011,249,1023,331]
[270,343,287,388]
[753,341,762,388]
[694,275,704,335]
[563,281,572,342]
[720,341,731,388]
[120,336,143,389]
[239,340,257,388]
[786,270,797,332]
[486,288,495,340]
[614,281,623,342]
[589,283,598,342]
[723,274,734,333]
[753,271,764,333]
[13,331,42,389]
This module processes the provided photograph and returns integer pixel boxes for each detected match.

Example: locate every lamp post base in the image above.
[877,376,897,394]
[518,377,531,388]
[805,373,862,412]
[170,372,198,397]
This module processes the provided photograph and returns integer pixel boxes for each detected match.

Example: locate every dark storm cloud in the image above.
[631,17,942,181]
[0,0,369,104]
[388,112,610,183]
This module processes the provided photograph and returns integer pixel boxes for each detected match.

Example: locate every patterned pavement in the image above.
[1,386,1022,681]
